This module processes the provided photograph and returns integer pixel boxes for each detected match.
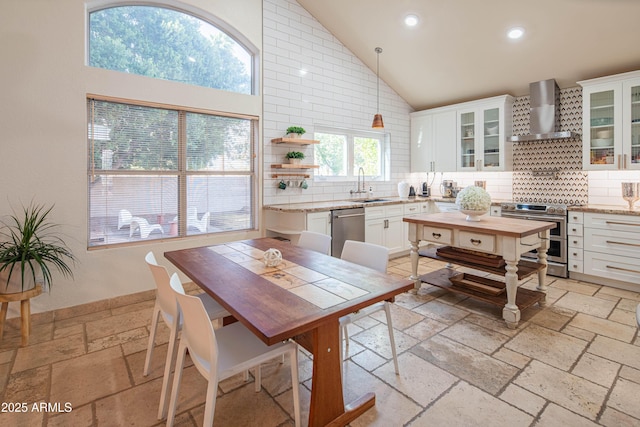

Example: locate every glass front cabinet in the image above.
[580,71,640,170]
[456,95,514,172]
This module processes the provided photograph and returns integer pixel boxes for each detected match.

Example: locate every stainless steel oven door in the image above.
[500,213,567,264]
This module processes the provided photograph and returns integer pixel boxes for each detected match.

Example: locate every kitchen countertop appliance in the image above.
[500,202,568,277]
[331,207,365,258]
[440,180,456,198]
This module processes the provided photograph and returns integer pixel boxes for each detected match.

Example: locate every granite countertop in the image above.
[568,204,640,216]
[263,196,503,213]
[263,196,433,213]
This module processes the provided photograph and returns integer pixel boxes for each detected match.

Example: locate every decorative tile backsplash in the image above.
[511,87,588,205]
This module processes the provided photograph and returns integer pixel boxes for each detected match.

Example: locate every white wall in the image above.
[262,0,414,205]
[588,170,640,207]
[0,0,263,316]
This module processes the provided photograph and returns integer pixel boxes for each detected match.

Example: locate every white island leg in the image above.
[502,260,521,329]
[535,230,550,307]
[408,223,420,293]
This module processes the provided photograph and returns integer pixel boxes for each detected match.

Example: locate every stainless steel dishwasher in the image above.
[331,207,365,258]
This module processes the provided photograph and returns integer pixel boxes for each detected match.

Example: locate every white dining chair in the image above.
[143,252,230,420]
[166,287,301,427]
[339,240,399,374]
[297,230,332,255]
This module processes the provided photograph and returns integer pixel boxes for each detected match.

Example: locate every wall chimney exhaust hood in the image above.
[508,79,579,142]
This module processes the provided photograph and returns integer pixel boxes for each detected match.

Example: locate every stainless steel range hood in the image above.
[508,79,580,142]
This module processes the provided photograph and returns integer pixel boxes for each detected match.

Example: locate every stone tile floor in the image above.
[1,255,639,426]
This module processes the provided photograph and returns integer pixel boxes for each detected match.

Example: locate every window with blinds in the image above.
[87,98,256,246]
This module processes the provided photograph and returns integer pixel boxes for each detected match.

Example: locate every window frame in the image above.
[313,126,389,183]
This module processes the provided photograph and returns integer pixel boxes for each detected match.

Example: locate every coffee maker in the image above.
[421,182,431,197]
[440,180,456,198]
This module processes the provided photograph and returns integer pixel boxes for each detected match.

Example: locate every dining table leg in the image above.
[297,319,375,427]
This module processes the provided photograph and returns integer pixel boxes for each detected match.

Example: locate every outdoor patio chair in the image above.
[117,209,132,229]
[130,217,163,238]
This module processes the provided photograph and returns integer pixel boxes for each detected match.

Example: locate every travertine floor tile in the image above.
[505,324,587,370]
[572,352,620,388]
[352,323,418,359]
[342,362,423,427]
[555,292,617,318]
[607,378,640,419]
[499,384,545,416]
[50,346,131,407]
[12,333,85,372]
[411,335,519,395]
[589,335,640,370]
[4,365,50,402]
[84,308,152,341]
[440,320,510,354]
[599,406,640,427]
[414,381,532,426]
[412,299,469,324]
[568,313,637,342]
[47,403,94,427]
[535,402,600,427]
[373,352,457,407]
[515,360,607,420]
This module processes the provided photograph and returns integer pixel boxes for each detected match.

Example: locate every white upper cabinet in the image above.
[411,95,513,173]
[457,96,514,172]
[410,108,457,173]
[579,70,640,170]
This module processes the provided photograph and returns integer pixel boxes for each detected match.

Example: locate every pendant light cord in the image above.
[375,47,382,113]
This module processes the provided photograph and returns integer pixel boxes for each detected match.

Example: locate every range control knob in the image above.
[547,207,556,214]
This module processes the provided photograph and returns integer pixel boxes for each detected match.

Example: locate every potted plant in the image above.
[285,151,305,165]
[285,126,306,138]
[0,203,75,293]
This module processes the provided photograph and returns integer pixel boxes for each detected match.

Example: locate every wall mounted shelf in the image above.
[271,164,319,169]
[271,137,319,145]
[271,173,310,178]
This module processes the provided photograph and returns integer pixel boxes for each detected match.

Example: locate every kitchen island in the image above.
[404,212,556,328]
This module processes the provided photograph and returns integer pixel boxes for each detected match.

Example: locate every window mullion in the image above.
[178,111,187,235]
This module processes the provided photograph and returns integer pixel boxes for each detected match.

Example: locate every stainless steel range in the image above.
[500,202,568,278]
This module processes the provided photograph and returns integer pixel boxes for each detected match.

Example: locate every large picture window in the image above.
[314,128,388,182]
[88,98,256,247]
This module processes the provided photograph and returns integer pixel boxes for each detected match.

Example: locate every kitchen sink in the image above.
[359,198,390,203]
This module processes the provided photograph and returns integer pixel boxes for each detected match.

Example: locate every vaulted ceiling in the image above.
[297,0,640,110]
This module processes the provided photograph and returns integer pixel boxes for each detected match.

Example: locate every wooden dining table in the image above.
[165,237,414,427]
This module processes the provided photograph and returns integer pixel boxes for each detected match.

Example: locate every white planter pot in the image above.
[0,267,41,294]
[288,158,302,165]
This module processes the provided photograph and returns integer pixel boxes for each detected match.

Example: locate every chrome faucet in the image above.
[350,167,366,195]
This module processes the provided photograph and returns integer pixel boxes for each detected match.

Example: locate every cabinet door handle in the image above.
[573,240,579,244]
[470,238,482,246]
[432,232,441,239]
[624,154,628,169]
[618,154,622,169]
[605,240,640,248]
[384,219,389,229]
[606,265,640,275]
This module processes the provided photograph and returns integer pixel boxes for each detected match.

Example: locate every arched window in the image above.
[86,4,258,247]
[89,5,253,94]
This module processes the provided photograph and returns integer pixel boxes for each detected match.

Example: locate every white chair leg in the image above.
[202,379,219,427]
[158,319,179,420]
[290,347,301,427]
[254,365,261,392]
[343,325,350,355]
[384,302,399,374]
[143,304,161,376]
[339,325,345,380]
[166,343,187,427]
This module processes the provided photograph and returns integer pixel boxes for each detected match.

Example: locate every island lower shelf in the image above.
[419,268,546,310]
[418,246,545,281]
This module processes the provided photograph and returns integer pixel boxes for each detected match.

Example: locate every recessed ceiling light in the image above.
[404,14,419,27]
[507,27,525,39]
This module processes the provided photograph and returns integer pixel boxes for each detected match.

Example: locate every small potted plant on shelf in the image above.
[285,151,305,165]
[285,126,306,138]
[0,203,75,294]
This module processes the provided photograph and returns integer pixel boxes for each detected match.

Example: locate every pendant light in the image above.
[371,47,384,129]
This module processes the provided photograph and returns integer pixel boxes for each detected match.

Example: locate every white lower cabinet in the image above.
[306,211,331,236]
[567,212,584,273]
[572,212,640,286]
[365,204,405,254]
